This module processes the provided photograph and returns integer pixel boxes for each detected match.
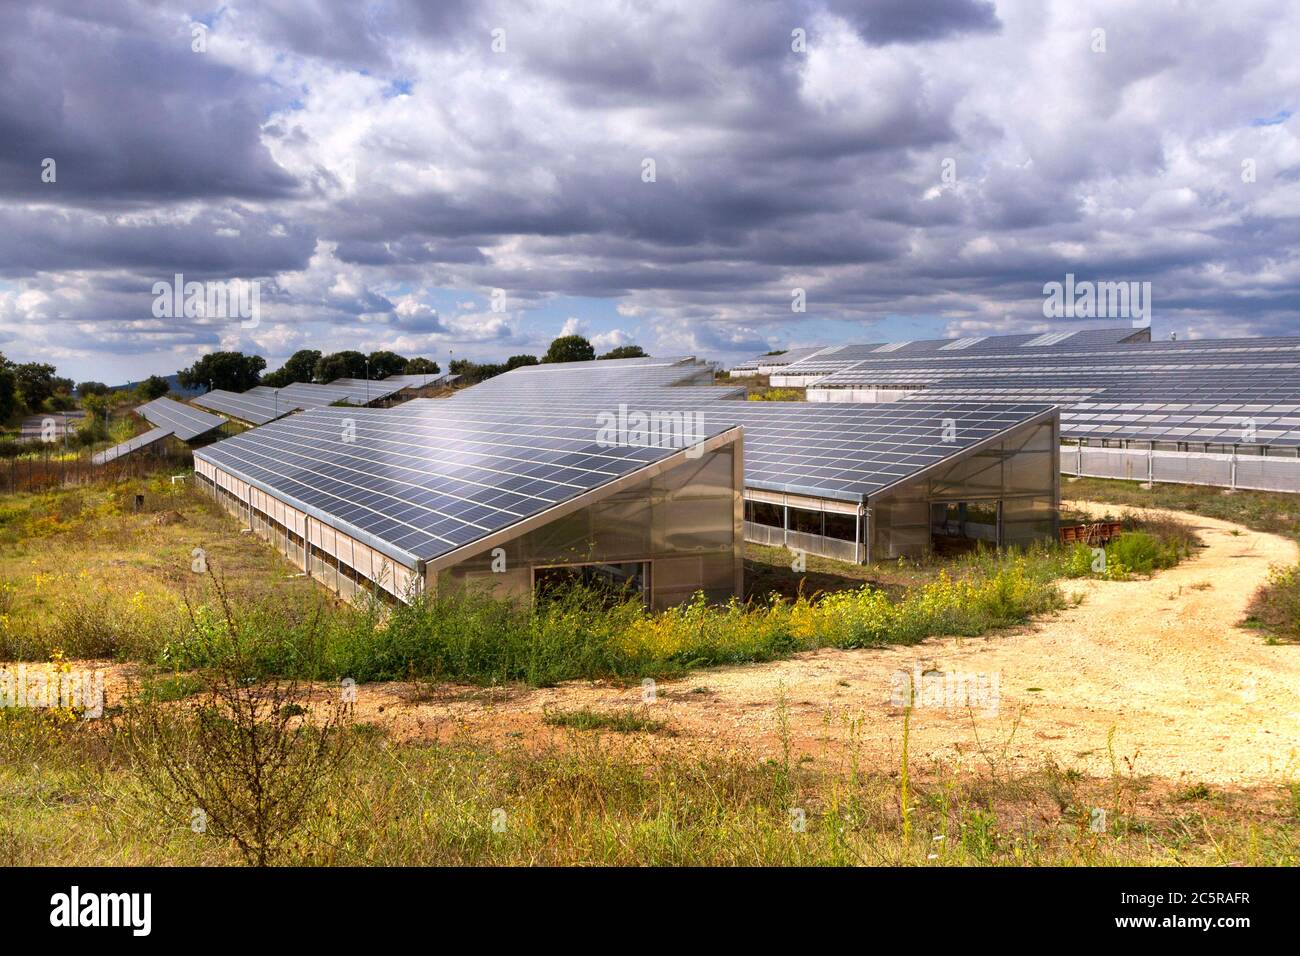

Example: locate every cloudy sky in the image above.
[1,0,1298,382]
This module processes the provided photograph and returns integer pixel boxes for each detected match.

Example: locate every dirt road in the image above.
[353,501,1300,784]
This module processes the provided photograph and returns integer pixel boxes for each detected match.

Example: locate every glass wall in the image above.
[433,440,742,610]
[869,417,1058,560]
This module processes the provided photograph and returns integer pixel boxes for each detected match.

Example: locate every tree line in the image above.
[0,335,647,421]
[175,335,645,393]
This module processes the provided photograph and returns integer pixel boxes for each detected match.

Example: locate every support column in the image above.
[854,506,862,564]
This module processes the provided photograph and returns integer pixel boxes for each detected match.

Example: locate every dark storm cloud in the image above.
[828,0,1001,45]
[334,238,488,266]
[0,207,314,279]
[2,0,1299,378]
[0,2,298,203]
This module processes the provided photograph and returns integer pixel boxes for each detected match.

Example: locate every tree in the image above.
[366,350,407,379]
[262,349,321,388]
[403,357,440,375]
[598,345,647,360]
[14,362,59,411]
[0,358,16,422]
[449,359,505,384]
[313,350,367,382]
[77,392,112,444]
[178,351,266,393]
[543,335,595,364]
[504,354,539,370]
[76,381,111,397]
[47,376,76,411]
[138,375,170,400]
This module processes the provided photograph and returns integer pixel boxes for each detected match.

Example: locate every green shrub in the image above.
[1106,531,1184,576]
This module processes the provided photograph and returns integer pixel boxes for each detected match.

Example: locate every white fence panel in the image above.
[1062,446,1300,494]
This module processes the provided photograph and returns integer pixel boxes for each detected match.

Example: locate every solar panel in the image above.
[774,333,1300,447]
[191,380,400,425]
[276,382,369,406]
[440,361,719,404]
[751,327,1145,379]
[198,391,1052,568]
[731,346,843,371]
[92,427,173,465]
[516,398,1056,503]
[511,355,698,372]
[191,389,290,425]
[383,373,450,388]
[137,397,226,440]
[1023,330,1076,347]
[194,400,743,567]
[325,378,405,401]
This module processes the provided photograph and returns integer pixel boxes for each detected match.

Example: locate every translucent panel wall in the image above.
[869,417,1058,560]
[1060,443,1300,493]
[433,440,743,610]
[196,457,419,601]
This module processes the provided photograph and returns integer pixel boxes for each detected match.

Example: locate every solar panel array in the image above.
[195,400,741,566]
[760,333,1300,448]
[191,389,291,425]
[137,397,226,440]
[709,400,1054,501]
[441,359,720,405]
[511,355,698,372]
[733,327,1146,373]
[383,372,450,388]
[193,350,1057,568]
[325,378,405,402]
[435,395,1055,503]
[191,380,396,425]
[731,344,870,372]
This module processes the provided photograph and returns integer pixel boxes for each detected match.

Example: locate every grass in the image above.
[0,709,1294,866]
[0,478,1198,688]
[1064,476,1300,534]
[138,672,206,704]
[1067,476,1300,641]
[746,387,804,402]
[0,476,325,661]
[542,707,670,734]
[0,475,1286,868]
